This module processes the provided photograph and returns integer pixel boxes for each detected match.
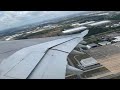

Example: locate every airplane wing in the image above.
[0,36,67,63]
[0,30,89,79]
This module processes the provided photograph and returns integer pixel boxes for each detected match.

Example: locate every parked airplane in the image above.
[0,30,88,79]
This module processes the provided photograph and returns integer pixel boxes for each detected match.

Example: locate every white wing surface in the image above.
[0,30,88,79]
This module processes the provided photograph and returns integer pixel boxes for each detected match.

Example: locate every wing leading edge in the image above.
[0,30,88,79]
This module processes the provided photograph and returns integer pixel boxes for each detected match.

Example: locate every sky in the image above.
[0,11,88,31]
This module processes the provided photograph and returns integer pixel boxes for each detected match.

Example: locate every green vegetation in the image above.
[86,27,110,37]
[84,26,120,44]
[107,14,120,20]
[16,27,62,39]
[86,26,120,37]
[85,35,102,44]
[61,24,74,31]
[12,12,120,41]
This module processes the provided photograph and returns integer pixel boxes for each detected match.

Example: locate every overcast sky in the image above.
[0,11,89,31]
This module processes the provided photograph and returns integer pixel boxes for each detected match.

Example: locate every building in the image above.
[88,20,111,27]
[98,41,111,46]
[97,13,109,16]
[62,26,87,34]
[75,44,88,50]
[105,25,110,28]
[84,42,120,79]
[78,57,100,70]
[71,21,95,27]
[71,23,80,27]
[78,21,95,26]
[86,43,98,49]
[112,36,120,42]
[79,40,87,45]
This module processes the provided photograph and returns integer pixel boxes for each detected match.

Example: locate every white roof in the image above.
[72,21,95,27]
[114,36,120,39]
[62,26,87,34]
[113,36,120,42]
[71,23,80,26]
[88,20,111,26]
[97,13,109,16]
[87,43,97,47]
[80,57,97,67]
[98,41,111,45]
[78,21,95,26]
[86,43,98,49]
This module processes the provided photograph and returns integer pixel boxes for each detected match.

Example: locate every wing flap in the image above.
[52,38,83,53]
[4,52,45,79]
[28,50,68,79]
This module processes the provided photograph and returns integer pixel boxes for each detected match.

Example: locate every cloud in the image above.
[0,11,86,31]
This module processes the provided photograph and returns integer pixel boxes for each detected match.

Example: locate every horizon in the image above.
[0,11,90,31]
